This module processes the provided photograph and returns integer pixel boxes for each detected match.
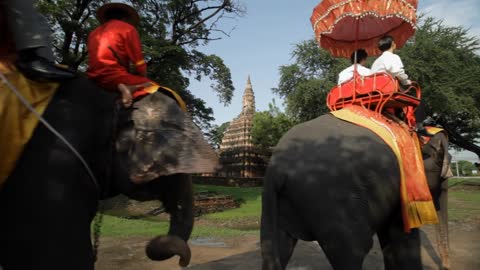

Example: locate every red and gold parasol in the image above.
[310,0,418,58]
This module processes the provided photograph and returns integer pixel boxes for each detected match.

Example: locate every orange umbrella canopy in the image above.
[310,0,418,58]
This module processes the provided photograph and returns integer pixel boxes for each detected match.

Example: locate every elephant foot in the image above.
[146,235,191,267]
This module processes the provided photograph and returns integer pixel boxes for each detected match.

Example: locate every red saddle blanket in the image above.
[331,105,438,232]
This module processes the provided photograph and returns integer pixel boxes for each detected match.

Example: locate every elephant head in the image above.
[111,91,219,266]
[87,88,194,267]
[112,109,195,267]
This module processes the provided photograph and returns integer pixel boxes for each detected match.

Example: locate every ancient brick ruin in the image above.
[218,76,268,178]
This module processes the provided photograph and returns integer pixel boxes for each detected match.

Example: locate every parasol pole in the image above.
[353,17,360,102]
[353,17,360,72]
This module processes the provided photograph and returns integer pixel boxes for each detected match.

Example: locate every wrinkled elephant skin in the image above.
[261,114,450,270]
[0,78,194,270]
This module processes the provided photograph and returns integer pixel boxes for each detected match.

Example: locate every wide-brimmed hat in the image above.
[96,2,140,26]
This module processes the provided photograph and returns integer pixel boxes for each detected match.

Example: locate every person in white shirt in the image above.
[371,35,435,135]
[337,49,372,85]
[371,35,411,85]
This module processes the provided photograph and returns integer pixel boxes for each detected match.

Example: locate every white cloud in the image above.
[419,0,480,38]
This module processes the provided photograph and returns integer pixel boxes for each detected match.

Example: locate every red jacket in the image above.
[87,20,150,90]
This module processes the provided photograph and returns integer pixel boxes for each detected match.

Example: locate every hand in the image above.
[118,83,133,108]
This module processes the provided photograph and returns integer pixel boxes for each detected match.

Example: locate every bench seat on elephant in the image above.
[327,72,421,111]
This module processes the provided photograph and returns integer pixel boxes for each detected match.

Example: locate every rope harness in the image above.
[0,73,105,261]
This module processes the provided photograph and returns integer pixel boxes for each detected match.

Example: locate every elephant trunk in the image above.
[435,180,450,270]
[145,174,194,267]
[146,235,191,267]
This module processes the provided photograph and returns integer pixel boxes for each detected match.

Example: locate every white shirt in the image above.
[337,64,372,85]
[371,51,411,85]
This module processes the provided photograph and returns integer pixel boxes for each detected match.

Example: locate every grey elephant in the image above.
[261,113,451,270]
[0,78,194,270]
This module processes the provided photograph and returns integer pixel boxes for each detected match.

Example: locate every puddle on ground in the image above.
[190,237,228,248]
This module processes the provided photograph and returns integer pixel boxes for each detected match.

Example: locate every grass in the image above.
[99,180,479,237]
[99,215,169,237]
[98,185,262,238]
[98,215,256,238]
[448,178,480,221]
[448,177,480,187]
[193,185,262,220]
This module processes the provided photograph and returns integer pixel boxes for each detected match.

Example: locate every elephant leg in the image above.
[0,155,97,270]
[315,226,373,270]
[378,222,422,270]
[277,229,298,269]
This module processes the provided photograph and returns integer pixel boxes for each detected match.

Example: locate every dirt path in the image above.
[96,221,480,270]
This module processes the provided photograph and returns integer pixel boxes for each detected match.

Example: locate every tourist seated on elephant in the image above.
[87,2,153,108]
[337,48,372,85]
[371,35,411,86]
[371,35,433,134]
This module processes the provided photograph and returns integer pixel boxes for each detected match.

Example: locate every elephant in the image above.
[0,77,194,270]
[260,113,451,270]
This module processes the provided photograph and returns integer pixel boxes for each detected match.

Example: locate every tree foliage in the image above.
[397,17,480,158]
[452,160,478,176]
[276,17,480,157]
[273,39,348,121]
[206,121,230,149]
[251,101,294,153]
[36,0,245,129]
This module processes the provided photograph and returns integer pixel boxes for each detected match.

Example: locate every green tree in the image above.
[457,160,477,176]
[36,0,245,129]
[251,101,294,154]
[273,39,348,122]
[397,17,480,158]
[206,121,230,149]
[276,17,480,157]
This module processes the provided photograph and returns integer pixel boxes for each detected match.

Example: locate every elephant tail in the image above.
[260,166,284,270]
[146,235,191,267]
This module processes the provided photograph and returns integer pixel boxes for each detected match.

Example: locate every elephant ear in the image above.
[113,92,219,184]
[115,123,134,153]
[438,133,452,180]
[429,132,452,180]
[114,107,135,154]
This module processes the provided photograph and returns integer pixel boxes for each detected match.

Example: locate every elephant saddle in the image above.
[327,72,421,129]
[0,60,58,187]
[331,105,438,232]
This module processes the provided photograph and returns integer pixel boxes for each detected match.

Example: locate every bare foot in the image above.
[118,83,133,107]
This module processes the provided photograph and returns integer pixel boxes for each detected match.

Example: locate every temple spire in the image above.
[218,74,266,177]
[242,75,255,114]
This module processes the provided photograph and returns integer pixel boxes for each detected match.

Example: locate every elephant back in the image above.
[0,62,58,187]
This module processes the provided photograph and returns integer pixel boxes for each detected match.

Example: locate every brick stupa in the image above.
[218,76,267,177]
